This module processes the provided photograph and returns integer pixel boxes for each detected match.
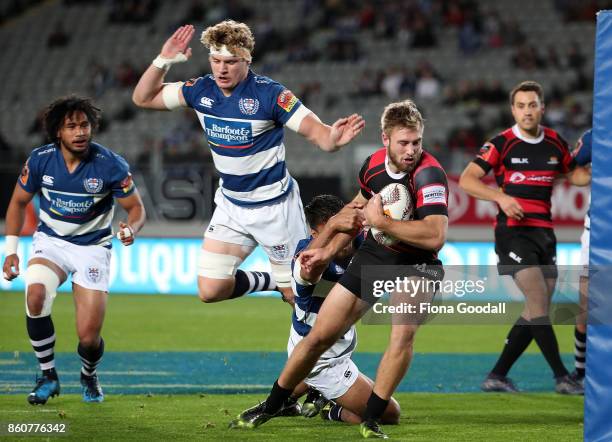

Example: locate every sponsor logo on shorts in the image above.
[84,177,104,193]
[421,184,446,205]
[344,369,352,379]
[238,97,259,115]
[277,89,298,113]
[87,266,101,283]
[271,244,289,261]
[547,156,559,165]
[511,157,529,164]
[207,224,215,232]
[509,252,522,263]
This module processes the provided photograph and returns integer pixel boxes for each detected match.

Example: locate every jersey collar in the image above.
[512,124,544,144]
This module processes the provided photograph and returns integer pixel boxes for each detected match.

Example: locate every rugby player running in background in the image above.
[460,81,590,395]
[132,20,364,306]
[3,96,146,404]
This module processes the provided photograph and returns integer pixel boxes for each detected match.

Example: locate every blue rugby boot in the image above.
[27,375,60,405]
[81,373,104,403]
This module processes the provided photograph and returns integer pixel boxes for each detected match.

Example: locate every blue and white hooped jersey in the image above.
[573,129,592,229]
[290,236,362,361]
[182,70,308,206]
[19,142,135,247]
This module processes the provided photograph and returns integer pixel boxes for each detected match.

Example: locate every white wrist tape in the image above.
[152,53,188,72]
[162,82,185,110]
[116,226,133,241]
[4,235,18,256]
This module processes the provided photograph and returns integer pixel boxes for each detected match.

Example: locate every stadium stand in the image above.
[0,0,595,199]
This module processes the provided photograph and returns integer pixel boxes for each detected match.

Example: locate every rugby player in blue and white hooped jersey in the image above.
[571,128,592,386]
[287,195,400,425]
[2,96,146,405]
[133,21,364,306]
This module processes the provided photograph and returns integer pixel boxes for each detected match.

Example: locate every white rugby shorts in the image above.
[204,179,308,265]
[287,326,359,400]
[30,231,111,291]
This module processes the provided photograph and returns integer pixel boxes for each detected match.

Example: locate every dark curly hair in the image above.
[43,95,100,143]
[304,194,345,229]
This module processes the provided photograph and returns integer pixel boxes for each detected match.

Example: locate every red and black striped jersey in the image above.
[473,124,575,229]
[358,147,448,257]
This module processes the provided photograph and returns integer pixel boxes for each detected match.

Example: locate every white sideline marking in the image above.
[1,370,175,376]
[0,382,270,390]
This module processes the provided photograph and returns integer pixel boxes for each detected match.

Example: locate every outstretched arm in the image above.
[296,113,365,152]
[132,25,194,110]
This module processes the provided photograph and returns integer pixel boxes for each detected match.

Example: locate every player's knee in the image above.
[25,264,60,318]
[26,286,46,317]
[305,330,337,354]
[197,278,231,303]
[389,329,416,355]
[78,335,100,350]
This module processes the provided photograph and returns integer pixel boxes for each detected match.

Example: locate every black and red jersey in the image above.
[473,124,575,229]
[358,147,448,258]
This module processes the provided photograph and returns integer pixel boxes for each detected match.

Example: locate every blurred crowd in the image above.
[0,0,597,173]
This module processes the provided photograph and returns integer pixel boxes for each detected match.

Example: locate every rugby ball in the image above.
[370,183,413,246]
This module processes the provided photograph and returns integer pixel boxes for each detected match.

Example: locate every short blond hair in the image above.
[381,100,424,135]
[201,20,254,61]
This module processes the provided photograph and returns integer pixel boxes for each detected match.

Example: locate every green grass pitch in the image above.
[0,293,583,441]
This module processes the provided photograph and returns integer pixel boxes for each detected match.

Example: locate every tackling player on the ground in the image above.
[132,20,364,306]
[571,128,592,387]
[459,81,590,395]
[2,96,146,404]
[231,99,449,439]
[232,194,401,427]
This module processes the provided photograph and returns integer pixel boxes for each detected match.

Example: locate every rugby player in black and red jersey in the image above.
[230,100,449,439]
[460,81,591,395]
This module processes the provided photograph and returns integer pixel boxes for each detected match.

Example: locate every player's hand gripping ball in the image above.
[370,183,413,246]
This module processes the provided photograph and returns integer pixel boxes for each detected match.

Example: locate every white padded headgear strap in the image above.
[209,44,252,62]
[25,264,60,318]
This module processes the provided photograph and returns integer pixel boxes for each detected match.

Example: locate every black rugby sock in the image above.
[230,270,277,299]
[491,316,532,377]
[530,316,568,378]
[264,380,292,414]
[27,315,57,378]
[78,337,104,377]
[327,404,344,422]
[363,392,389,422]
[574,327,586,377]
